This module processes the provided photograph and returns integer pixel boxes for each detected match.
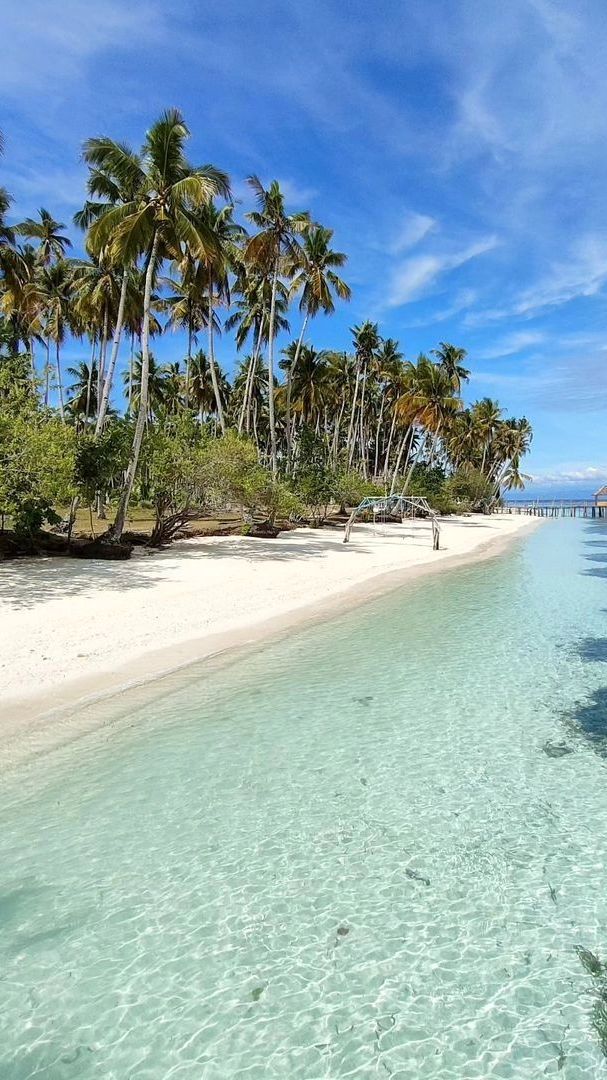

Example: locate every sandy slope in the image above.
[0,513,536,729]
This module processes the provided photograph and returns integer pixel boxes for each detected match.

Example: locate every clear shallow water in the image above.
[2,522,607,1078]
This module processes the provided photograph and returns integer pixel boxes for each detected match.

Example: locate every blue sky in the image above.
[2,0,607,490]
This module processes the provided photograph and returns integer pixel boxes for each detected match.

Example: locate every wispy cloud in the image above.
[390,212,436,254]
[477,330,545,359]
[387,235,498,307]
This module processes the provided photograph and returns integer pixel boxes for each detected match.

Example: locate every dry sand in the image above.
[0,513,536,737]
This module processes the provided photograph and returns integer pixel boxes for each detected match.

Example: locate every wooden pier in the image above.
[502,499,605,518]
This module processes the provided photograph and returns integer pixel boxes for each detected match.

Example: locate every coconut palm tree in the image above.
[431,342,470,393]
[284,345,328,427]
[245,177,310,472]
[87,108,230,539]
[123,351,167,419]
[471,397,503,475]
[371,337,403,478]
[194,202,245,433]
[283,226,350,465]
[67,359,99,423]
[225,268,290,436]
[33,259,74,419]
[16,208,72,266]
[348,321,381,474]
[394,355,460,490]
[77,138,145,435]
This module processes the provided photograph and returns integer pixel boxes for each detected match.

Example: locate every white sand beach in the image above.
[0,513,536,734]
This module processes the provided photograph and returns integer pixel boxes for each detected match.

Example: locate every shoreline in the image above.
[0,514,539,763]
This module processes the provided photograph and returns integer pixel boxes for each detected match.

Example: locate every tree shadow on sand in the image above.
[0,534,375,611]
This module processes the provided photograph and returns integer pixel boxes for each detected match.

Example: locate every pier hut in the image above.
[595,485,607,512]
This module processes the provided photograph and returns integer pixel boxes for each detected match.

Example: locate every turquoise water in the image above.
[2,521,607,1078]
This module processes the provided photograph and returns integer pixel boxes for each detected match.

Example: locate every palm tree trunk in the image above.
[383,410,398,481]
[97,306,109,418]
[55,340,65,421]
[401,428,428,493]
[85,339,96,423]
[111,229,159,542]
[208,274,226,434]
[28,339,36,389]
[358,363,368,477]
[374,394,386,479]
[44,338,51,406]
[238,323,263,435]
[185,321,192,410]
[331,394,346,465]
[390,426,417,494]
[267,258,279,473]
[96,270,128,435]
[346,362,361,467]
[128,334,135,415]
[427,422,442,468]
[286,311,308,472]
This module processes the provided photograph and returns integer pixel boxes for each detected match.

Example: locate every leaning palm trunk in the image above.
[358,363,368,477]
[97,307,109,419]
[208,276,226,435]
[427,422,442,468]
[401,427,429,493]
[111,229,159,542]
[267,258,279,473]
[374,394,386,479]
[331,395,347,465]
[44,340,50,407]
[55,341,65,421]
[85,340,96,423]
[346,362,361,467]
[391,425,420,495]
[383,409,398,481]
[286,312,309,472]
[239,322,263,434]
[96,270,128,436]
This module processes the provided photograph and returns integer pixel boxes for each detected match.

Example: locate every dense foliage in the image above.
[0,112,532,544]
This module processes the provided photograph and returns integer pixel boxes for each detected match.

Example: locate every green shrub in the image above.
[446,466,495,512]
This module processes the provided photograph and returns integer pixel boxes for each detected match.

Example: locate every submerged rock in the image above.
[542,742,574,758]
[406,868,431,887]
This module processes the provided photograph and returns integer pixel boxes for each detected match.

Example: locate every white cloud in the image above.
[477,331,545,359]
[386,235,498,307]
[514,235,607,315]
[275,178,318,208]
[0,1,164,99]
[528,466,607,486]
[391,212,436,254]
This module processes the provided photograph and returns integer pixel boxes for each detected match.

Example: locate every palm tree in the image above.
[67,359,98,422]
[348,321,381,474]
[160,361,185,415]
[33,259,74,419]
[245,177,310,472]
[16,208,72,266]
[471,397,503,475]
[162,257,215,405]
[225,268,290,436]
[394,355,460,491]
[283,344,328,427]
[195,202,245,433]
[88,108,230,539]
[77,138,145,435]
[284,225,350,467]
[431,342,470,393]
[123,351,166,419]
